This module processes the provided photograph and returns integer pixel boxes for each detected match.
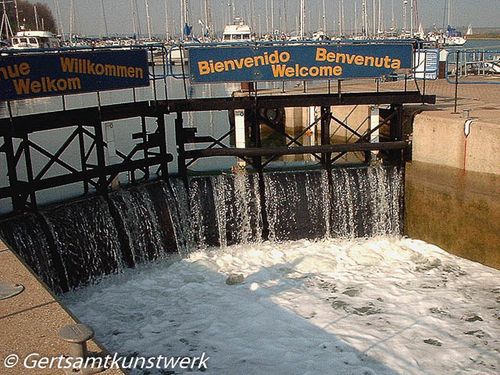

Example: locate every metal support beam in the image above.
[184,141,407,159]
[78,125,89,194]
[368,105,380,162]
[174,111,188,188]
[3,134,22,211]
[248,107,269,240]
[156,114,169,180]
[141,116,149,180]
[0,156,171,195]
[0,92,436,136]
[389,104,405,164]
[320,106,332,170]
[0,89,434,215]
[22,134,36,208]
[94,119,107,196]
[234,109,246,168]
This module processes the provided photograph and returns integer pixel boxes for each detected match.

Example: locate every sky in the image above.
[31,1,500,37]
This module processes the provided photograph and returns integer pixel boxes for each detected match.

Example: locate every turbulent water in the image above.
[1,164,498,374]
[0,166,403,292]
[62,237,500,375]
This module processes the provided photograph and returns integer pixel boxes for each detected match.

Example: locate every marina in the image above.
[0,1,499,375]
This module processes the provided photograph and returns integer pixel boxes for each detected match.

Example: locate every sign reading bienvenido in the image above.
[0,49,149,101]
[189,43,413,83]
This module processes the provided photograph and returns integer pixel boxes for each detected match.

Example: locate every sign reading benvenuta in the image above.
[0,49,149,101]
[189,44,413,83]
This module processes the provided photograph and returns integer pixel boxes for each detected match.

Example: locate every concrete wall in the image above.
[405,161,500,269]
[412,112,500,175]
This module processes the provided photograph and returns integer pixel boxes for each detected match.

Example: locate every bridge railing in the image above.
[445,49,500,112]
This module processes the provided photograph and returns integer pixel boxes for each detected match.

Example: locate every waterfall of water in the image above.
[264,170,331,241]
[0,213,63,292]
[212,173,263,246]
[0,165,403,292]
[164,178,196,254]
[330,166,403,238]
[108,185,174,266]
[41,197,124,291]
[166,173,263,250]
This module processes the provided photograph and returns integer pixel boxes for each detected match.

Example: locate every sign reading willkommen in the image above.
[189,44,413,83]
[0,49,149,101]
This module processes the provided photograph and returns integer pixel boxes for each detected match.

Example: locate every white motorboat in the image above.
[222,17,252,43]
[10,30,60,49]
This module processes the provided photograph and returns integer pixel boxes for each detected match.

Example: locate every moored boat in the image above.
[10,30,60,49]
[222,17,252,43]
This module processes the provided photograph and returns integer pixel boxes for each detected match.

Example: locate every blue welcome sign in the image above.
[0,49,149,101]
[189,43,413,83]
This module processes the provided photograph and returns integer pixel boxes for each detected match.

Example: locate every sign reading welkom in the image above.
[189,43,413,83]
[0,49,149,101]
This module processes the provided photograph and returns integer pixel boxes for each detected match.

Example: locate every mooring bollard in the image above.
[0,281,24,300]
[59,323,94,358]
[59,324,104,374]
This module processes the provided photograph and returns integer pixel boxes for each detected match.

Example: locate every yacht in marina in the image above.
[10,30,60,50]
[222,17,252,42]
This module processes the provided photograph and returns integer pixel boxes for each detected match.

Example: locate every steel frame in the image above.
[0,109,171,212]
[0,90,434,214]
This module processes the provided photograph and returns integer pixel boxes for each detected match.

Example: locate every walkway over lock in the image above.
[0,42,436,214]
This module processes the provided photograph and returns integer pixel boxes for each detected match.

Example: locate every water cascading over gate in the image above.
[0,165,402,293]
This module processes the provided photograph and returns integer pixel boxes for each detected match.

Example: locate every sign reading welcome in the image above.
[189,44,413,83]
[0,49,149,101]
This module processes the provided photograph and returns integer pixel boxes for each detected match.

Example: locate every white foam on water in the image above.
[62,237,499,375]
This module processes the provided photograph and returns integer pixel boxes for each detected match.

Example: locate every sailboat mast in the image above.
[354,1,357,36]
[144,0,152,39]
[341,0,345,36]
[300,0,305,39]
[53,0,65,40]
[207,0,214,38]
[270,0,274,35]
[402,0,407,35]
[181,0,191,39]
[34,4,39,30]
[361,0,367,38]
[134,0,142,36]
[130,0,137,36]
[371,0,375,36]
[322,0,326,32]
[0,0,14,40]
[448,0,453,25]
[69,0,74,42]
[441,0,446,29]
[251,0,255,33]
[410,0,414,37]
[12,0,19,31]
[265,0,269,35]
[338,0,342,36]
[282,0,287,34]
[391,0,395,31]
[377,0,381,35]
[100,0,108,36]
[181,0,185,37]
[413,0,420,29]
[164,0,169,39]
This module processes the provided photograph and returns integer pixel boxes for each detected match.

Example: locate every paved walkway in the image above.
[0,240,125,374]
[262,76,500,125]
[342,77,500,124]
